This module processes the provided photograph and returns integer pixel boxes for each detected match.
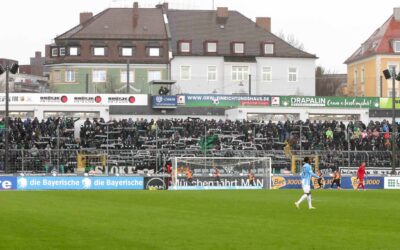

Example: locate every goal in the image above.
[171,157,272,190]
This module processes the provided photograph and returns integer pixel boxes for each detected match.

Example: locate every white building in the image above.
[167,7,316,96]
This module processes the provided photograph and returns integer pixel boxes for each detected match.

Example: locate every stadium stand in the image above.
[0,117,399,173]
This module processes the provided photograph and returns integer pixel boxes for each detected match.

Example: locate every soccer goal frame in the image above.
[171,157,272,190]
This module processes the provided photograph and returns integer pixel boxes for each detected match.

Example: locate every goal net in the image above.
[171,157,272,190]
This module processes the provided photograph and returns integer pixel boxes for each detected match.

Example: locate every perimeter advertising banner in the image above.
[271,176,384,189]
[16,176,144,190]
[379,98,400,109]
[278,96,380,108]
[0,177,17,190]
[177,95,270,107]
[0,94,148,106]
[384,177,400,189]
[171,176,266,190]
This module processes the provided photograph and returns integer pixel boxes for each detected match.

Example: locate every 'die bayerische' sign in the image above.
[279,96,379,108]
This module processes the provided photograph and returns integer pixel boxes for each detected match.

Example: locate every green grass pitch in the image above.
[0,190,399,250]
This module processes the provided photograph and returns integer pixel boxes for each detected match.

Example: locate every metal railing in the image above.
[0,148,398,174]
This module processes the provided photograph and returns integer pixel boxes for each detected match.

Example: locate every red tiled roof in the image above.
[345,15,400,64]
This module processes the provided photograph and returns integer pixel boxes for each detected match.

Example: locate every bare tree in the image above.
[277,30,305,51]
[315,66,347,96]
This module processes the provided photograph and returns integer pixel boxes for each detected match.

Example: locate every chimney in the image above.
[216,7,229,24]
[256,17,271,32]
[394,7,400,21]
[35,51,42,58]
[156,2,168,10]
[80,12,93,24]
[133,2,139,28]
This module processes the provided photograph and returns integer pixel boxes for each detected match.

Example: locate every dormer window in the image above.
[148,47,161,57]
[59,47,66,56]
[121,47,134,57]
[393,41,400,53]
[51,48,58,57]
[232,42,245,54]
[93,47,106,56]
[206,41,217,53]
[263,43,274,55]
[178,41,191,53]
[69,47,79,56]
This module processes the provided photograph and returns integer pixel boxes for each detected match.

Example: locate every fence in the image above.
[0,148,398,174]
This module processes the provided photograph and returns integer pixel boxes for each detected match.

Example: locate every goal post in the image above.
[171,157,272,190]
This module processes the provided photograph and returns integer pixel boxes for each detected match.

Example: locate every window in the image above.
[206,42,217,53]
[233,42,244,54]
[208,66,217,81]
[388,64,397,74]
[149,48,160,57]
[262,67,272,82]
[92,70,107,83]
[360,67,365,83]
[51,48,58,57]
[393,41,400,53]
[264,43,274,55]
[180,66,191,80]
[179,42,191,53]
[65,70,75,82]
[69,47,79,56]
[120,70,135,83]
[93,47,105,56]
[59,48,66,56]
[354,69,358,85]
[121,47,133,57]
[288,67,298,82]
[232,66,249,81]
[148,71,162,82]
[388,88,398,97]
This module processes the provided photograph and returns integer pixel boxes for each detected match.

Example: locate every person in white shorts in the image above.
[295,157,319,209]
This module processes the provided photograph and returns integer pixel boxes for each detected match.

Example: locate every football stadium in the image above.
[1,1,400,249]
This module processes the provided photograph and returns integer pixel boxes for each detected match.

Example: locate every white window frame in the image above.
[207,66,217,81]
[207,42,217,53]
[120,70,135,83]
[92,70,107,83]
[122,47,133,57]
[233,43,244,54]
[180,42,191,53]
[354,69,358,85]
[59,47,66,56]
[149,48,160,57]
[393,41,400,53]
[51,48,58,57]
[288,67,298,82]
[231,66,249,81]
[388,88,398,97]
[93,47,105,56]
[148,70,162,82]
[180,66,191,81]
[262,66,272,82]
[264,43,274,55]
[69,47,78,56]
[65,70,76,83]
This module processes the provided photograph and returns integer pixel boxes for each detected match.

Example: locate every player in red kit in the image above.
[357,161,366,191]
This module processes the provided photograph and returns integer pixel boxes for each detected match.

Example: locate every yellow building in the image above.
[345,7,400,97]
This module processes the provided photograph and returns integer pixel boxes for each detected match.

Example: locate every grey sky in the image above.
[1,0,399,73]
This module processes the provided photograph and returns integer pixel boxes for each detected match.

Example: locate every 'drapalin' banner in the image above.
[278,96,380,108]
[177,95,270,107]
[379,98,400,109]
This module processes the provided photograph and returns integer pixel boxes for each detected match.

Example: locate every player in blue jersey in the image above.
[294,157,319,209]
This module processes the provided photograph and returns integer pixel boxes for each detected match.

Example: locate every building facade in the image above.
[167,8,317,96]
[45,3,169,94]
[345,7,400,97]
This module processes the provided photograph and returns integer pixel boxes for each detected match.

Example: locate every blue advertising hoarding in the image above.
[152,95,177,109]
[0,177,17,190]
[272,176,384,189]
[17,177,144,190]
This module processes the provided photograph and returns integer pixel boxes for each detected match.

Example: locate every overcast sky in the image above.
[1,0,399,73]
